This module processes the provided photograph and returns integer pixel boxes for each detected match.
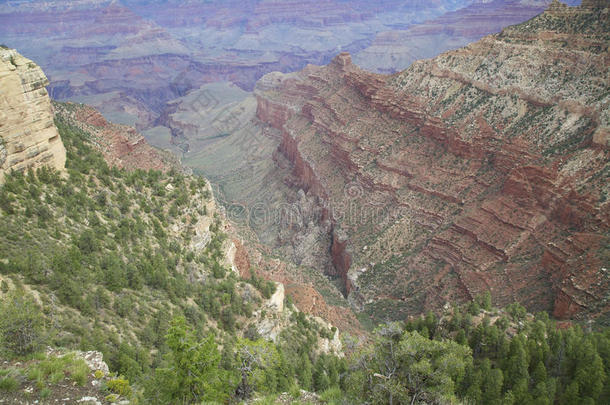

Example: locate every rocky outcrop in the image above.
[53,102,177,172]
[255,2,609,322]
[0,49,66,184]
[2,349,114,405]
[45,348,109,375]
[253,280,343,354]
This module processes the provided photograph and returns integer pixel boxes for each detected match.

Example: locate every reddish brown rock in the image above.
[254,2,609,322]
[53,102,178,172]
[244,238,363,334]
[232,238,252,279]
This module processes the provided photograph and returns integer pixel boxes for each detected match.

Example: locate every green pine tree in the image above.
[147,317,232,403]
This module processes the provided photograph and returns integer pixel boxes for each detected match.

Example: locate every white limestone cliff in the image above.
[0,48,66,184]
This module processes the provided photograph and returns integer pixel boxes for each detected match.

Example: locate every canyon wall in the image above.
[255,1,609,323]
[354,0,572,73]
[0,48,65,184]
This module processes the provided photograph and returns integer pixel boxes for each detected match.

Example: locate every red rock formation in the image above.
[242,236,363,334]
[254,2,609,322]
[232,238,252,279]
[53,102,177,172]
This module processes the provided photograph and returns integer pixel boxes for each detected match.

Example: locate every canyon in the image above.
[0,49,358,403]
[1,47,352,357]
[197,0,609,324]
[355,0,580,73]
[3,3,609,400]
[1,0,606,328]
[52,101,178,172]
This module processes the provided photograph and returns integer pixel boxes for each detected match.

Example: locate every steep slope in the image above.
[0,53,350,402]
[251,0,609,323]
[0,101,346,399]
[0,48,66,184]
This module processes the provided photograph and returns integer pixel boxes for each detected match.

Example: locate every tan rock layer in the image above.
[0,49,66,184]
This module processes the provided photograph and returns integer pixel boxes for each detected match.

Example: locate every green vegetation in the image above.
[142,316,231,403]
[131,297,610,404]
[27,353,90,387]
[0,352,93,399]
[387,302,610,404]
[0,374,19,392]
[345,325,470,404]
[106,376,133,397]
[0,112,346,402]
[504,7,607,41]
[543,116,594,155]
[0,291,45,357]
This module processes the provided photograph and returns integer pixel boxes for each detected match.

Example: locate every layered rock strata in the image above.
[53,102,178,172]
[0,48,66,184]
[354,0,578,73]
[255,2,609,322]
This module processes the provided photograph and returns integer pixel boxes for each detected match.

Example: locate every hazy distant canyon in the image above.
[0,0,577,150]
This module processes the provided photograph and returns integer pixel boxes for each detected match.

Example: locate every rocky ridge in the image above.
[52,102,178,173]
[0,0,562,166]
[254,1,609,323]
[1,0,510,136]
[0,48,66,184]
[354,0,579,73]
[52,101,247,282]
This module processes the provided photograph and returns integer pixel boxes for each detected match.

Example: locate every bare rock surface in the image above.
[0,49,66,184]
[354,0,580,73]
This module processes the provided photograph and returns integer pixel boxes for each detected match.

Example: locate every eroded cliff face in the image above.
[53,102,178,172]
[0,49,66,184]
[255,2,609,323]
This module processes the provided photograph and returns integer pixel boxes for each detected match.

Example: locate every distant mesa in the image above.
[332,52,353,69]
